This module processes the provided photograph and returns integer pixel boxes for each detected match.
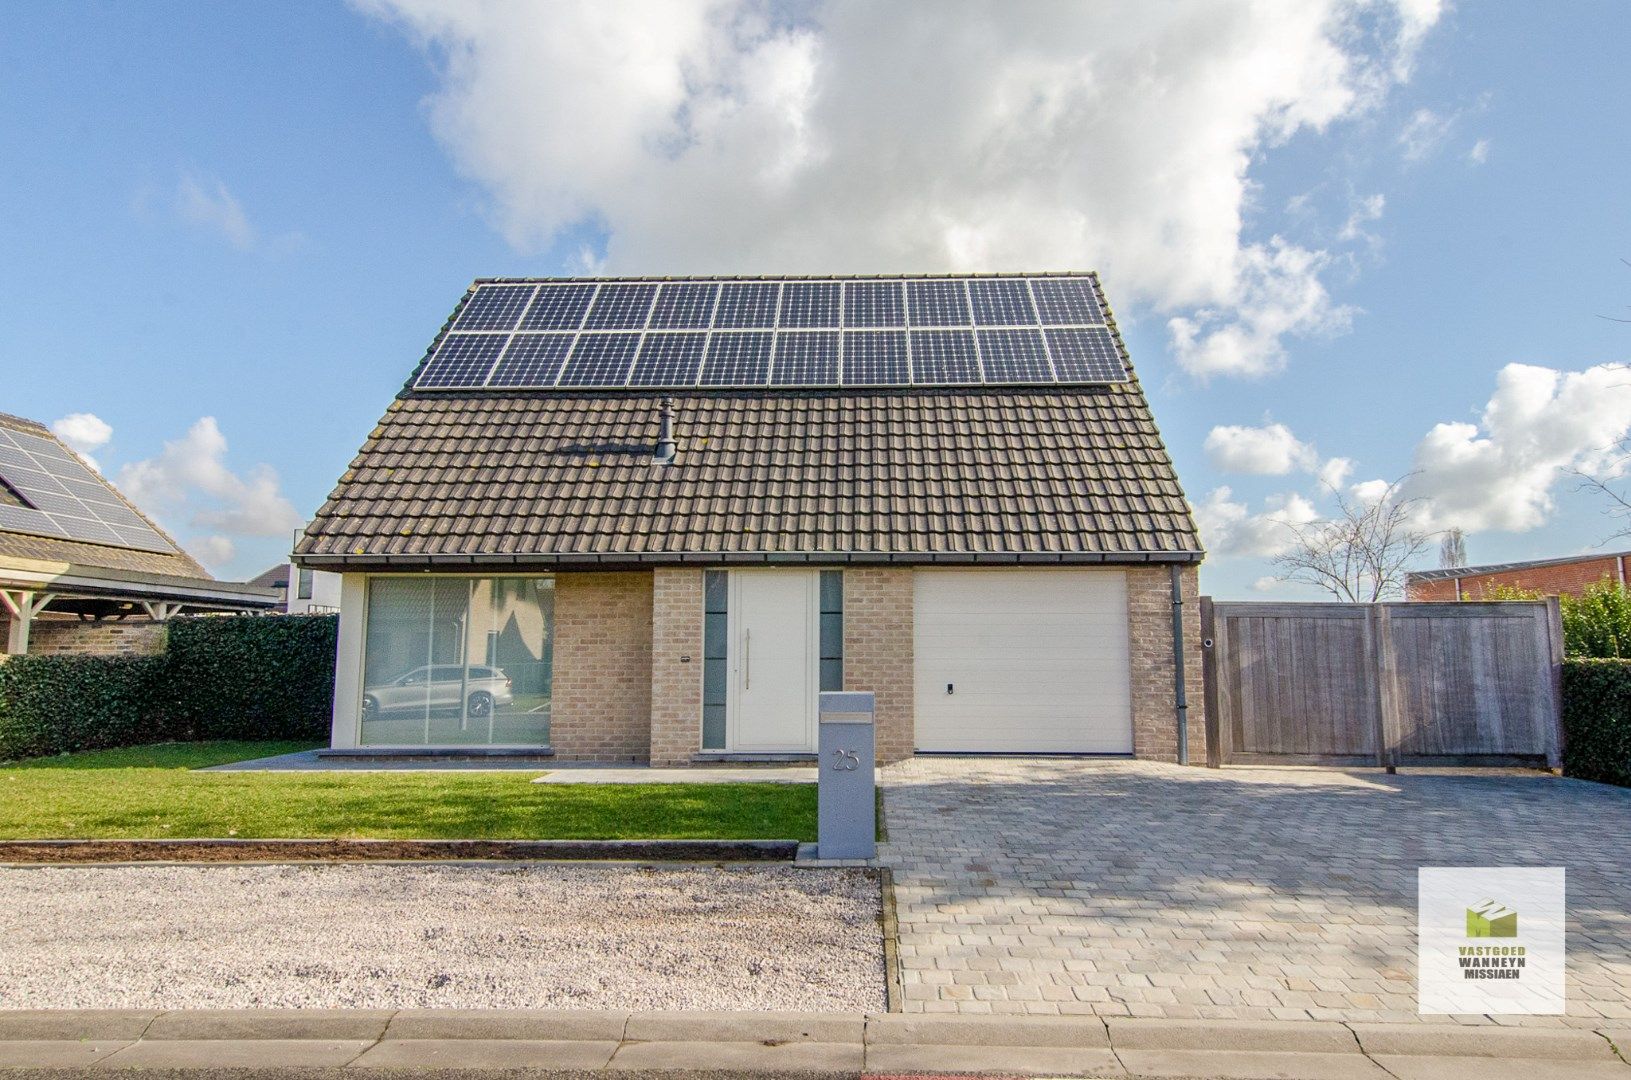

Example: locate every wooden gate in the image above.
[1200,599,1563,768]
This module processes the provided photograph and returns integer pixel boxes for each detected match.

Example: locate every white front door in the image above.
[729,570,818,751]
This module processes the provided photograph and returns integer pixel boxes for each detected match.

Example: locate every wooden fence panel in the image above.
[1203,599,1562,768]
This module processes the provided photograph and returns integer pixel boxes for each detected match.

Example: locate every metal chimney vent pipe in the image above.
[654,397,677,465]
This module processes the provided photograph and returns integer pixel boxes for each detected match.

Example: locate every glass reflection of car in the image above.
[362,664,514,721]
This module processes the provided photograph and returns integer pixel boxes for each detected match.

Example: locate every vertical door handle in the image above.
[743,629,751,690]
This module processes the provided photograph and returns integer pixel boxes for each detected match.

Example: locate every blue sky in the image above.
[3,1,1629,594]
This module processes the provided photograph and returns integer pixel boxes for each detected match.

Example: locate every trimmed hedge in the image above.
[0,614,336,762]
[1561,659,1631,788]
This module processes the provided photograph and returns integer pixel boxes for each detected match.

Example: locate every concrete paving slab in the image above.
[1373,1055,1631,1079]
[623,1010,861,1043]
[205,751,551,773]
[1108,1018,1357,1052]
[607,1039,863,1072]
[866,1013,1110,1047]
[0,1040,129,1067]
[1115,1048,1390,1079]
[144,1008,394,1041]
[384,1009,630,1042]
[864,1042,1124,1075]
[97,1038,376,1068]
[0,1009,157,1041]
[1351,1023,1619,1059]
[351,1038,620,1069]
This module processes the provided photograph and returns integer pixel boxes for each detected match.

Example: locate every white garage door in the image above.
[913,569,1133,753]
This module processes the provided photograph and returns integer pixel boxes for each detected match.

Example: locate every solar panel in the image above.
[452,284,536,331]
[701,332,773,385]
[906,280,970,326]
[714,282,780,328]
[771,332,839,385]
[843,331,908,385]
[649,282,718,329]
[1030,278,1104,324]
[558,333,641,386]
[910,330,981,384]
[629,333,707,386]
[0,427,174,553]
[520,284,595,330]
[978,328,1053,383]
[1046,327,1125,382]
[489,333,574,387]
[412,275,1126,389]
[779,282,840,328]
[418,333,508,387]
[969,279,1035,325]
[843,280,905,327]
[583,283,658,329]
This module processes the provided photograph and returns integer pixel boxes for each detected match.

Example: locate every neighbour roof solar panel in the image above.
[0,427,174,553]
[411,275,1126,390]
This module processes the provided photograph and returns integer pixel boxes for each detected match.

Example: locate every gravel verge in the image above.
[0,864,884,1011]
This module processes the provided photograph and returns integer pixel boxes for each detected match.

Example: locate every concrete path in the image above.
[205,750,552,772]
[879,757,1631,1026]
[0,1009,1626,1076]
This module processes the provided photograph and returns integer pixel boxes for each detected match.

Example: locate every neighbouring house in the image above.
[1407,550,1631,601]
[0,412,279,656]
[296,274,1205,765]
[252,530,344,615]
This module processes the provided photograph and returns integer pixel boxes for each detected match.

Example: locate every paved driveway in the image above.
[880,757,1631,1026]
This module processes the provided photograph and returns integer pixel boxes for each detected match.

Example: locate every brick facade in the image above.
[842,567,915,764]
[1408,553,1629,601]
[550,572,652,762]
[1125,564,1205,764]
[647,567,704,766]
[2,616,167,658]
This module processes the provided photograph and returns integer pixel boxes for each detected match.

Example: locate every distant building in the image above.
[1407,551,1631,601]
[255,531,343,615]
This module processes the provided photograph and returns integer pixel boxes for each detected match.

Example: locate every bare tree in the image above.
[1439,526,1467,569]
[1271,478,1432,602]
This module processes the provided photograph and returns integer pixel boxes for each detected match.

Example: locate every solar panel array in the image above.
[0,427,175,553]
[413,275,1128,390]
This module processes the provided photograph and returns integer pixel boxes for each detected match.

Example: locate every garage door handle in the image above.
[947,683,954,695]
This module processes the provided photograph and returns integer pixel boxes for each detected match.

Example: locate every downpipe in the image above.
[1170,563,1188,766]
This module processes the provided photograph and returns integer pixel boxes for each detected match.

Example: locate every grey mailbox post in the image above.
[817,690,876,860]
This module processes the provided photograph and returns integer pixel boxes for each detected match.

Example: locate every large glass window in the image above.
[360,577,553,746]
[819,570,843,692]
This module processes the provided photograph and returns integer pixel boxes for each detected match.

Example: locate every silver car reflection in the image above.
[362,664,514,720]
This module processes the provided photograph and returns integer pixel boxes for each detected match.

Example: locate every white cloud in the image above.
[1318,456,1355,489]
[1397,106,1453,162]
[1400,362,1631,532]
[175,173,255,250]
[1468,138,1491,164]
[1195,486,1321,557]
[1338,192,1386,242]
[1205,422,1319,475]
[117,418,304,563]
[191,535,237,569]
[50,412,113,471]
[360,0,1440,378]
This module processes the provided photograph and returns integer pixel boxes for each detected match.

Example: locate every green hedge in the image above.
[0,614,336,762]
[1561,659,1631,788]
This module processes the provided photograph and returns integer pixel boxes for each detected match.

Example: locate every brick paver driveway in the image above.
[879,757,1631,1026]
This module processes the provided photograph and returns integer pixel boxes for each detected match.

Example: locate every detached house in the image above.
[297,274,1204,765]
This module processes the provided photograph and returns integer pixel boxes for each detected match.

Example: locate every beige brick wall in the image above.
[1126,564,1206,764]
[550,572,653,762]
[648,567,704,765]
[842,567,915,763]
[8,617,168,658]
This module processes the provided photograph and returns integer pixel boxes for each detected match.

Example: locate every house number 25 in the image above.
[829,748,860,771]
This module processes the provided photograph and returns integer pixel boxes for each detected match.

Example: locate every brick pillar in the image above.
[649,567,704,766]
[551,572,653,762]
[842,567,915,764]
[1126,564,1205,764]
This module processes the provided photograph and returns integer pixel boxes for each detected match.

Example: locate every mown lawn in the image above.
[0,742,817,841]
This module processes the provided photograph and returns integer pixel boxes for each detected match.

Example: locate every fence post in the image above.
[1543,596,1565,772]
[1367,605,1403,771]
[1200,597,1222,768]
